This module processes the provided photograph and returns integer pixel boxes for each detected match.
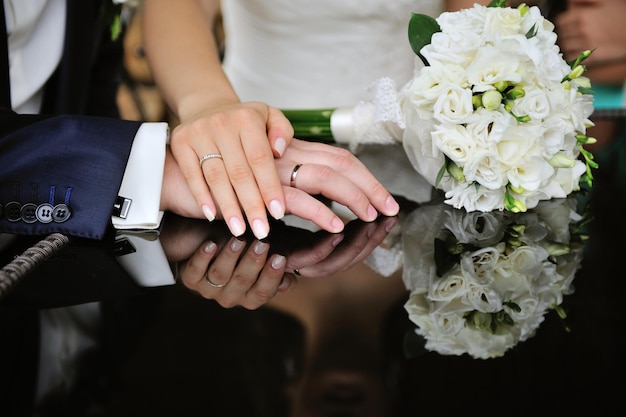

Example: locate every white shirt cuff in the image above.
[112,122,169,230]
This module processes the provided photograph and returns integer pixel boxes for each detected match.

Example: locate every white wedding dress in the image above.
[220,0,443,205]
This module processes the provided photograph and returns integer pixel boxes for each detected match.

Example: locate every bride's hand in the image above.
[277,139,400,233]
[170,101,294,240]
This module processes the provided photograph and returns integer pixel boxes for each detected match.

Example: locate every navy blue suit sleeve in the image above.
[0,113,144,240]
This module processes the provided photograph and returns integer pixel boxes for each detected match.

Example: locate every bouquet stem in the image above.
[281,109,336,143]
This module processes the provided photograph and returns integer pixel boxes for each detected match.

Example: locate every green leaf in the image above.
[488,0,508,7]
[408,13,440,66]
[435,162,447,187]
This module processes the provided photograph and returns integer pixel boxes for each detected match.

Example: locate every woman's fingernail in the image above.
[229,217,245,236]
[253,240,268,255]
[274,137,286,156]
[271,254,286,270]
[331,217,344,233]
[201,204,215,221]
[230,238,245,252]
[252,219,269,240]
[331,235,344,247]
[386,196,400,214]
[269,199,285,220]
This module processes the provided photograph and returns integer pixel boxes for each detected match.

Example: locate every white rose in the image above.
[460,245,503,285]
[432,84,475,125]
[464,282,502,312]
[421,32,481,67]
[496,124,541,168]
[428,311,467,336]
[437,5,487,35]
[463,153,508,190]
[510,86,551,121]
[432,124,478,166]
[465,46,522,92]
[444,183,505,212]
[506,156,555,192]
[551,160,586,196]
[443,209,507,246]
[506,245,549,276]
[483,6,523,37]
[456,326,518,359]
[428,265,469,302]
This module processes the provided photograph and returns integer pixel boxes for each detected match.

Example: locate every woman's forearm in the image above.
[142,0,239,121]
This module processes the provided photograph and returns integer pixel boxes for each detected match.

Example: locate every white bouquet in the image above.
[400,196,587,359]
[284,1,598,213]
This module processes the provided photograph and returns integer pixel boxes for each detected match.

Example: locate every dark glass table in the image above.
[1,149,624,416]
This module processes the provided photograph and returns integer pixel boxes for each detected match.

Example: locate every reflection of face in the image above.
[288,370,390,417]
[286,324,393,417]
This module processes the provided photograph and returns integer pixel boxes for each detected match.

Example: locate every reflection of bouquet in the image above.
[400,197,587,359]
[284,1,597,213]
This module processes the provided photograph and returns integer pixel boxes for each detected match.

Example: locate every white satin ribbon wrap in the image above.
[330,77,406,151]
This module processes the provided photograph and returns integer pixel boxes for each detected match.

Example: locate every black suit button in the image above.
[52,204,72,223]
[5,202,22,222]
[35,203,54,223]
[20,203,38,223]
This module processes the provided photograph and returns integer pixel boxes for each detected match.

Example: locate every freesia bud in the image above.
[505,190,526,213]
[549,152,576,168]
[545,242,570,256]
[494,81,509,92]
[576,134,596,145]
[446,160,466,183]
[517,3,529,16]
[470,312,492,332]
[510,224,525,235]
[568,65,585,80]
[482,90,502,110]
[505,88,525,100]
[472,94,483,109]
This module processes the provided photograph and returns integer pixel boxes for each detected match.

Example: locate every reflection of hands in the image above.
[266,215,399,278]
[170,102,294,240]
[160,215,291,310]
[555,0,626,84]
[158,213,398,308]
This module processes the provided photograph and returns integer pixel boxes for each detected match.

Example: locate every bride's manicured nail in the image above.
[274,137,286,156]
[269,199,285,219]
[386,196,400,215]
[331,217,344,232]
[252,219,269,240]
[202,204,215,221]
[229,217,245,236]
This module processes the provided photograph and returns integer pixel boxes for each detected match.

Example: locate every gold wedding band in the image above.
[206,273,227,288]
[290,164,302,188]
[199,153,223,166]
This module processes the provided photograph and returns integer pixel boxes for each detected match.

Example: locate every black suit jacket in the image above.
[1,0,148,240]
